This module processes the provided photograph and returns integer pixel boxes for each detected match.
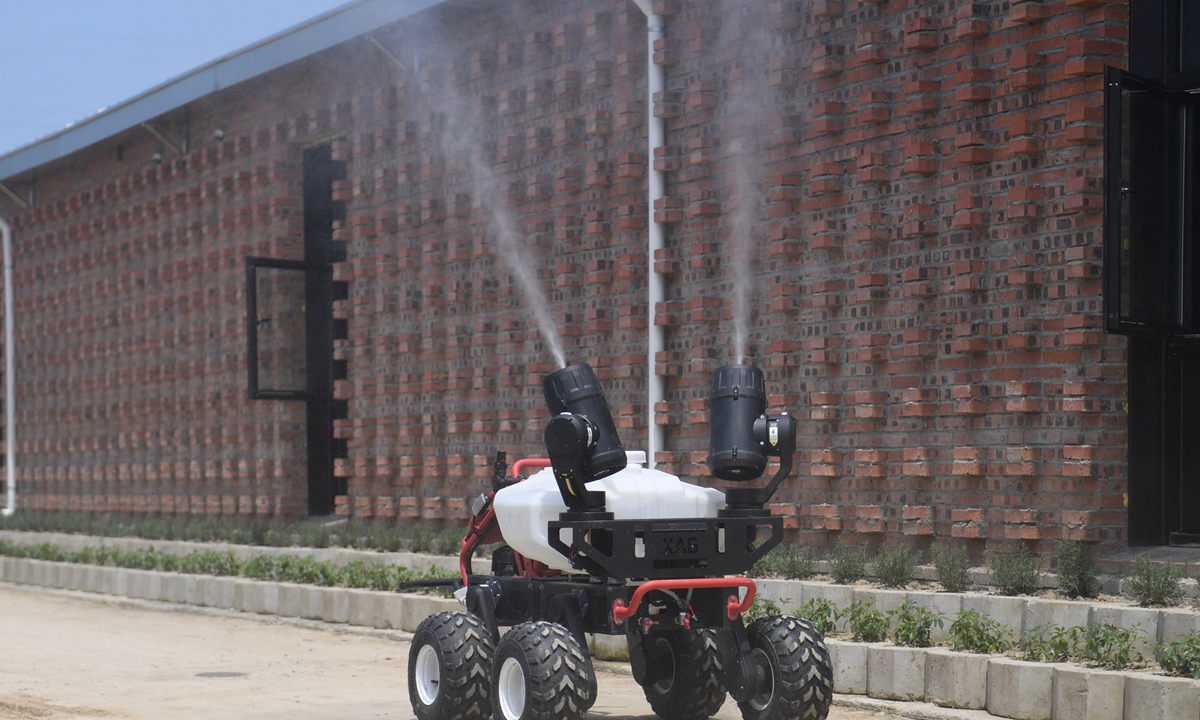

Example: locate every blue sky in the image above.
[0,0,353,156]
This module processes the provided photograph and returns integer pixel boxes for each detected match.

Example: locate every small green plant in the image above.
[947,610,1012,654]
[1074,622,1142,669]
[844,600,889,642]
[888,601,944,648]
[988,543,1040,596]
[874,545,918,589]
[746,595,784,622]
[1056,539,1099,599]
[932,546,972,593]
[754,544,816,580]
[1021,624,1074,663]
[1160,634,1200,679]
[798,597,840,636]
[828,543,868,585]
[1127,555,1183,607]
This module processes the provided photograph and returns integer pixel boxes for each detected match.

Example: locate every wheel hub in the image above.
[497,656,527,720]
[414,644,441,706]
[747,647,774,712]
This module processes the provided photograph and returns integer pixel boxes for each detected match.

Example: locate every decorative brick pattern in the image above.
[1,0,1129,555]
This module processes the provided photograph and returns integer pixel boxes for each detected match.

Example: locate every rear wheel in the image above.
[490,621,596,720]
[638,629,727,720]
[407,611,494,720]
[737,616,833,720]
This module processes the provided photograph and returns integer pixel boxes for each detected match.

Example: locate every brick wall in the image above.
[4,0,1129,555]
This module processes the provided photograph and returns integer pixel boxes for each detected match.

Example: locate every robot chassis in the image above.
[406,363,834,720]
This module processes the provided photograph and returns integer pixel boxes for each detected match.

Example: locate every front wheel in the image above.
[737,616,833,720]
[491,621,596,720]
[407,611,495,720]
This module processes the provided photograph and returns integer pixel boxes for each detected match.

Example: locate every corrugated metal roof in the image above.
[0,0,446,183]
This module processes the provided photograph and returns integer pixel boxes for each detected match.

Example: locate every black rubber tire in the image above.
[407,611,495,720]
[490,621,596,720]
[640,629,727,720]
[737,615,833,720]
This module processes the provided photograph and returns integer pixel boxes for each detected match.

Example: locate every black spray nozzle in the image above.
[707,363,798,510]
[543,363,626,481]
[707,363,769,481]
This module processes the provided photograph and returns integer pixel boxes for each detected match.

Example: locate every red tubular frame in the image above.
[457,457,554,586]
[612,577,757,625]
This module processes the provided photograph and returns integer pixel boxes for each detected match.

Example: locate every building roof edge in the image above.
[0,0,443,183]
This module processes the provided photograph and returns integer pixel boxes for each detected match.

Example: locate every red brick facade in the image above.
[3,0,1130,554]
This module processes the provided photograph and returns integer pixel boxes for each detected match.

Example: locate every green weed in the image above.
[874,545,918,588]
[988,543,1040,596]
[932,546,972,593]
[888,601,944,648]
[947,609,1012,654]
[1127,555,1183,607]
[828,543,867,585]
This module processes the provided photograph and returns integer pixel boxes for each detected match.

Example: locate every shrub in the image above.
[797,597,840,636]
[1057,539,1099,599]
[988,543,1040,596]
[1161,634,1200,679]
[932,546,972,593]
[889,601,944,648]
[1021,625,1073,663]
[844,600,888,643]
[752,544,816,580]
[1074,622,1142,669]
[828,543,867,585]
[1127,555,1183,607]
[948,610,1012,654]
[874,545,918,588]
[745,595,784,622]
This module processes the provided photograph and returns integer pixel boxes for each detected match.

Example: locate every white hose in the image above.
[0,216,13,515]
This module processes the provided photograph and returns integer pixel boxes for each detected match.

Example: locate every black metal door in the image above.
[1105,62,1200,544]
[244,143,344,516]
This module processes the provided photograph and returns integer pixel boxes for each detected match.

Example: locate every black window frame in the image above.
[245,256,313,400]
[1103,65,1199,336]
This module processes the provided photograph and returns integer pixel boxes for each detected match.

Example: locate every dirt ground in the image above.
[0,584,908,720]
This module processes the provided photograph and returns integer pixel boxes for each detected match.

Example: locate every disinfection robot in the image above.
[407,363,833,720]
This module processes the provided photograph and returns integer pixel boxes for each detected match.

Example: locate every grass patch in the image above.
[0,539,454,594]
[0,511,464,555]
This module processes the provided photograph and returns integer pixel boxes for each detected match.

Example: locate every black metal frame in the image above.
[1103,66,1197,336]
[546,514,783,580]
[1113,2,1200,546]
[245,257,312,400]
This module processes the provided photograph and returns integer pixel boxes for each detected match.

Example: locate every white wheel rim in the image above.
[497,656,526,720]
[748,648,774,712]
[414,644,440,706]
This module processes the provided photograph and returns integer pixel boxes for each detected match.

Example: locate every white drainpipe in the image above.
[0,216,13,515]
[632,0,667,469]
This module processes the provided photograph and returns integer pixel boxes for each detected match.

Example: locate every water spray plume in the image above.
[729,154,757,366]
[392,23,568,371]
[479,163,568,370]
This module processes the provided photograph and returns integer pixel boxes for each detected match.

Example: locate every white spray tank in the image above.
[493,451,726,572]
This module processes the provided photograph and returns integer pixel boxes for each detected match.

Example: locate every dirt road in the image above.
[0,584,907,720]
